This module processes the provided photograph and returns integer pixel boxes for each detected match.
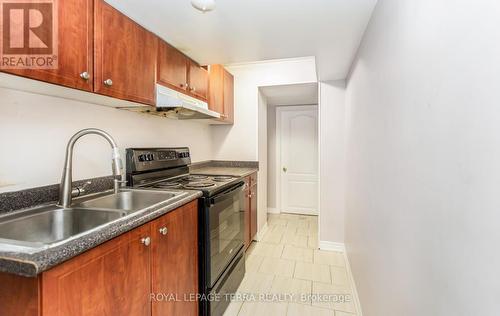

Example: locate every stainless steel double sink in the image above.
[0,189,186,250]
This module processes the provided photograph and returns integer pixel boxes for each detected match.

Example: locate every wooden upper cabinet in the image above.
[188,61,209,101]
[94,0,157,105]
[151,200,198,316]
[208,64,224,115]
[223,69,235,124]
[208,65,234,124]
[0,0,93,91]
[42,224,152,316]
[157,41,189,92]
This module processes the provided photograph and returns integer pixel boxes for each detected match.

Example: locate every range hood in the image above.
[154,84,220,119]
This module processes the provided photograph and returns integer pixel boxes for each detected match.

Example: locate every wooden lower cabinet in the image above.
[0,200,198,316]
[151,200,198,316]
[42,223,152,316]
[244,173,258,250]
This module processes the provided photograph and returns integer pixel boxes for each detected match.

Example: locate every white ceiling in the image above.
[106,0,377,80]
[260,83,318,106]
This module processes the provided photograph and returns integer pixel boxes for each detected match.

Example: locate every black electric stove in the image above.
[126,147,245,316]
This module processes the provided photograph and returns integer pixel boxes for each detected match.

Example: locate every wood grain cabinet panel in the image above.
[157,41,189,92]
[244,173,258,250]
[151,200,199,316]
[41,224,152,316]
[250,183,258,240]
[208,65,234,124]
[222,69,235,124]
[94,0,157,105]
[208,64,224,115]
[1,0,93,91]
[188,61,209,101]
[0,273,40,316]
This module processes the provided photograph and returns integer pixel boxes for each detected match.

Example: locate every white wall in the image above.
[257,91,268,231]
[212,57,317,232]
[212,57,318,161]
[345,0,500,315]
[267,104,277,210]
[319,81,346,244]
[0,87,213,192]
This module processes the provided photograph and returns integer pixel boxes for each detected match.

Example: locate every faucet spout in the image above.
[59,128,123,208]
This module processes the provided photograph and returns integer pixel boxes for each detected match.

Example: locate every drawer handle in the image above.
[159,227,168,235]
[141,237,151,246]
[103,79,113,86]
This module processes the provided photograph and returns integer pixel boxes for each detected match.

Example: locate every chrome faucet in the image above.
[59,128,124,208]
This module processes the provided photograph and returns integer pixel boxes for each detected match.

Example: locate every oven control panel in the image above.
[126,147,191,173]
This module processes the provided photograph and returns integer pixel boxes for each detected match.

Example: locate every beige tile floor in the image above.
[223,213,360,316]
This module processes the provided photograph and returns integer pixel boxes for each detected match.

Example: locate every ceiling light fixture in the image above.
[191,0,216,13]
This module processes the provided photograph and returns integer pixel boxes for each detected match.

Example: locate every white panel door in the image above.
[280,106,318,215]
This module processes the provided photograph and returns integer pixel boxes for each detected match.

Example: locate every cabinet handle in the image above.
[141,237,151,246]
[159,227,168,235]
[80,71,90,80]
[190,86,196,92]
[221,114,228,118]
[103,79,113,86]
[180,83,189,89]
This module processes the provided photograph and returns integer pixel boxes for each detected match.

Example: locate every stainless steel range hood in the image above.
[154,84,220,119]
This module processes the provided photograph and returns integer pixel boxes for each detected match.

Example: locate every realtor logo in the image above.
[0,0,58,69]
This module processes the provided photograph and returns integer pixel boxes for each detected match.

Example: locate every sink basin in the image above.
[0,189,187,250]
[74,189,181,213]
[0,207,126,248]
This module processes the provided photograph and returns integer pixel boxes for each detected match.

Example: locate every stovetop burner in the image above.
[184,182,216,189]
[184,175,209,181]
[152,181,182,189]
[212,176,235,182]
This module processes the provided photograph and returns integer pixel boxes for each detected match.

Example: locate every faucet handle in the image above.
[71,181,92,197]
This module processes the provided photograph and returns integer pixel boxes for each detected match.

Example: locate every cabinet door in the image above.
[222,69,235,123]
[151,200,199,316]
[208,64,224,114]
[94,0,157,105]
[250,184,258,240]
[157,40,189,92]
[244,183,252,250]
[42,224,152,316]
[188,61,208,101]
[1,0,93,91]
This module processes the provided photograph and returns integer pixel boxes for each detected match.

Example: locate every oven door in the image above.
[208,182,245,288]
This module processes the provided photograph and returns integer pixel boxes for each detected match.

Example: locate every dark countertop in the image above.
[0,190,202,277]
[191,166,258,178]
[189,160,259,178]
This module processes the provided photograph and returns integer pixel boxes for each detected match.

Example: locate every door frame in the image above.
[275,104,319,215]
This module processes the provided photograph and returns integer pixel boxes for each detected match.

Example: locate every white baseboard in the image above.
[318,242,363,315]
[267,207,280,214]
[254,222,269,242]
[319,241,346,252]
[343,248,363,316]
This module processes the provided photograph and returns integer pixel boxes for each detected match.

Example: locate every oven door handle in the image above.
[210,182,245,205]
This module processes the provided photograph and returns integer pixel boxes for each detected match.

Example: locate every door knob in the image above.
[159,227,168,235]
[283,167,287,172]
[141,237,151,246]
[103,79,113,86]
[80,71,90,80]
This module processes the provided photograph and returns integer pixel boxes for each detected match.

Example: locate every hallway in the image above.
[224,214,360,316]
